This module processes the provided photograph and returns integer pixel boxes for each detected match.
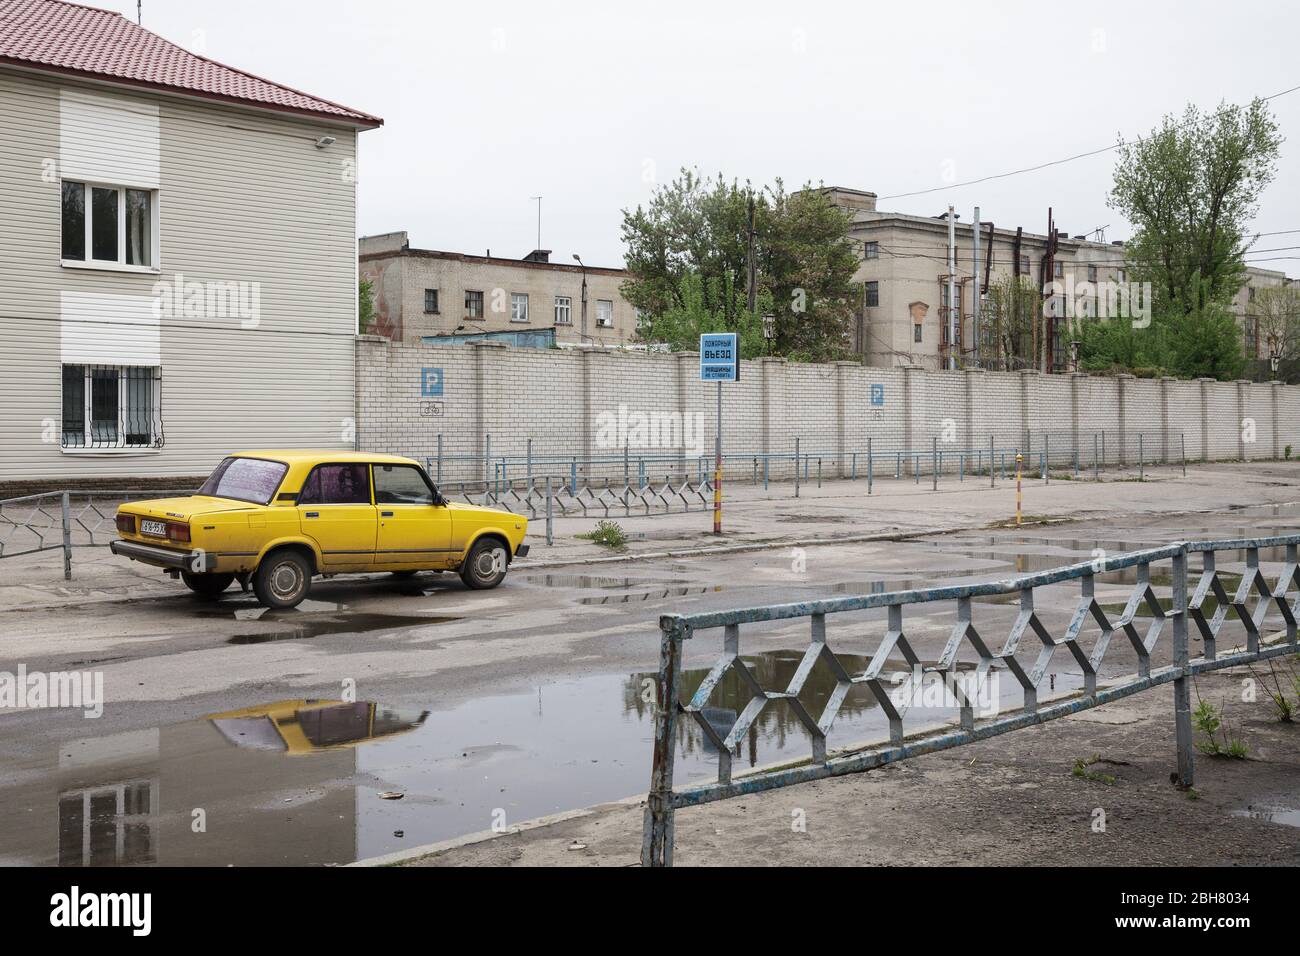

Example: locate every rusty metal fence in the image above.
[0,490,193,580]
[641,534,1300,866]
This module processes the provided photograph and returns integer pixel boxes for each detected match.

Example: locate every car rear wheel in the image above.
[459,538,509,590]
[181,572,235,600]
[253,550,312,610]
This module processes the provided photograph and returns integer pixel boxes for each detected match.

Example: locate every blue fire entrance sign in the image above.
[699,333,739,382]
[700,333,739,535]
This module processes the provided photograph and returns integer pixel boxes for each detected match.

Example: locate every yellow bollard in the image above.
[1015,453,1024,527]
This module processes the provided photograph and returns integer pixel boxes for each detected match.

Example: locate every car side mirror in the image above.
[432,493,446,507]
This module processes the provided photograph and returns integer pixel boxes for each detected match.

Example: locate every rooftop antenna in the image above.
[530,196,542,250]
[137,1,142,25]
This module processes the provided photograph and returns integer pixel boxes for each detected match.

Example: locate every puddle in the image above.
[226,613,460,644]
[2,651,1086,866]
[1232,805,1300,828]
[519,574,694,590]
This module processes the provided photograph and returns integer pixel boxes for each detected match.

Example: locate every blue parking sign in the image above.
[699,333,739,382]
[421,368,444,397]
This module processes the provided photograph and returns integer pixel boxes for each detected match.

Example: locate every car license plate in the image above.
[140,520,167,537]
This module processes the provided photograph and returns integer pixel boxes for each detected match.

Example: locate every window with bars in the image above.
[864,241,879,260]
[865,281,879,308]
[61,364,164,449]
[465,290,484,319]
[423,289,439,314]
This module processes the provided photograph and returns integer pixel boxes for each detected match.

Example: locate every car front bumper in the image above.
[110,539,215,574]
[515,543,530,558]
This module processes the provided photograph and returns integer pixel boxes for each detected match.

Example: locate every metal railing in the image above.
[418,429,1193,487]
[640,534,1300,866]
[0,490,193,580]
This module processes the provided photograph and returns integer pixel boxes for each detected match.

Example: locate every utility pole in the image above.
[972,206,981,368]
[746,192,757,314]
[947,205,957,370]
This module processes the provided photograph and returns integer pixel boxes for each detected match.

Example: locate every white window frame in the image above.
[60,364,164,453]
[61,180,160,274]
[511,293,529,323]
[595,299,614,328]
[554,295,572,325]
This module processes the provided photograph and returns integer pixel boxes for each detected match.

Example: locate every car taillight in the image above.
[116,513,135,534]
[166,522,190,543]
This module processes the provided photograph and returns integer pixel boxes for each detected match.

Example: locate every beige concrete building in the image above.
[819,187,1295,374]
[0,1,380,491]
[359,232,639,347]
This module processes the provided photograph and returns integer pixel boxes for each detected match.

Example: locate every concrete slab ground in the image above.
[391,665,1300,867]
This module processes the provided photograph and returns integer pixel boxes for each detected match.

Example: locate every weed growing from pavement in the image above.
[1072,755,1117,785]
[1247,660,1297,722]
[1192,699,1249,758]
[578,520,628,550]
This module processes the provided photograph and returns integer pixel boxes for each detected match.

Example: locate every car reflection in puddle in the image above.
[5,649,1089,867]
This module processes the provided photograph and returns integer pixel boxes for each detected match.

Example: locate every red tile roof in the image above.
[0,0,382,126]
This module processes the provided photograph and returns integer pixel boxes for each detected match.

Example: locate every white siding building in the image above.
[0,0,381,492]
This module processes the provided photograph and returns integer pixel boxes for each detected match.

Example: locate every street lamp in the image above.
[1269,335,1282,378]
[762,313,776,355]
[573,253,588,340]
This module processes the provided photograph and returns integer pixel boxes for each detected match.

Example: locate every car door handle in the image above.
[381,511,394,517]
[305,512,320,519]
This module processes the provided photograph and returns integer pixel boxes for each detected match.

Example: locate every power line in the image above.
[876,82,1300,202]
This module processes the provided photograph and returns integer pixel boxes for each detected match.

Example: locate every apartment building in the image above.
[0,0,381,491]
[359,232,638,348]
[821,187,1293,373]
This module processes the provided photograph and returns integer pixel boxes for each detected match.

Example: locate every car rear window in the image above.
[198,457,289,505]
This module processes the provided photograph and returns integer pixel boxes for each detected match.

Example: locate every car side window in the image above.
[298,464,372,505]
[373,465,435,506]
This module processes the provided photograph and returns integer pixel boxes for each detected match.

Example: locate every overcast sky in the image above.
[105,0,1300,273]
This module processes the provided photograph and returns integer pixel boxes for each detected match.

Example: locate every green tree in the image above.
[622,169,858,361]
[1109,98,1282,316]
[637,272,770,357]
[359,276,376,334]
[982,274,1040,370]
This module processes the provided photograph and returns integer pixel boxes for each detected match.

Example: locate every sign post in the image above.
[700,333,739,535]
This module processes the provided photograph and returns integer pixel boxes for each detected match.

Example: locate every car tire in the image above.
[181,572,235,600]
[253,550,312,610]
[459,538,509,590]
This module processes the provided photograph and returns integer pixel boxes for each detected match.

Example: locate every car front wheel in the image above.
[181,572,235,600]
[459,539,509,590]
[253,550,312,609]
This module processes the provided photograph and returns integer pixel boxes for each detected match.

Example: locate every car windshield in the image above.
[198,457,289,505]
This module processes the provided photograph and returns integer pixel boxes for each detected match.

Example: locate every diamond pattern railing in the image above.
[641,535,1300,867]
[0,490,194,578]
[440,475,714,519]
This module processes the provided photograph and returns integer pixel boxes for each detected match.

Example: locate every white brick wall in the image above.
[353,338,1300,482]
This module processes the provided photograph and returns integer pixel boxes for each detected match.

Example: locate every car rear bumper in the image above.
[110,539,215,573]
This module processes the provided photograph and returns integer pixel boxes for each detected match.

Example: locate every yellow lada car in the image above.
[109,451,529,610]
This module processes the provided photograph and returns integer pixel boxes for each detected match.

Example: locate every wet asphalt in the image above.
[1,502,1297,865]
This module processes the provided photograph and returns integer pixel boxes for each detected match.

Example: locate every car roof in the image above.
[232,450,422,467]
